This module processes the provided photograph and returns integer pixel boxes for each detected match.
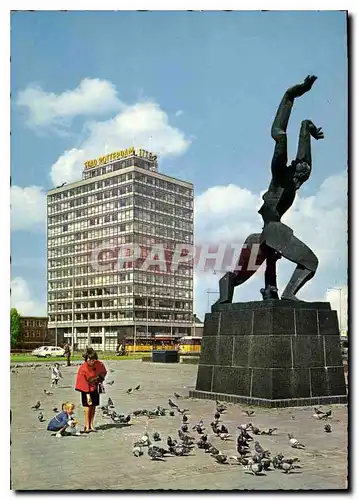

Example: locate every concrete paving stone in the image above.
[10,360,348,490]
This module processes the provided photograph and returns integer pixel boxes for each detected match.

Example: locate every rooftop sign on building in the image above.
[84,147,157,170]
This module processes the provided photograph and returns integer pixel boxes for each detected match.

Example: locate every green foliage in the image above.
[10,308,21,347]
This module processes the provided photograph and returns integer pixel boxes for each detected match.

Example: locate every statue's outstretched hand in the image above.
[303,75,318,91]
[288,75,318,98]
[308,122,324,140]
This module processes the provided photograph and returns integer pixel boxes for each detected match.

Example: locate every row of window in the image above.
[48,198,193,227]
[21,319,47,327]
[49,311,192,322]
[49,166,192,203]
[22,331,43,338]
[49,299,192,312]
[48,182,193,215]
[48,264,193,283]
[48,212,193,236]
[48,281,192,298]
[48,284,193,301]
[48,234,195,258]
[48,228,193,247]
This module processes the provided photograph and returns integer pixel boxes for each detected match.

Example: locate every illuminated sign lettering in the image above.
[84,147,157,170]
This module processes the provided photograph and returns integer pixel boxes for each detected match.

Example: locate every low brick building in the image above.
[14,317,50,351]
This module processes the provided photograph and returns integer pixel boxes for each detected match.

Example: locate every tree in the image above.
[10,308,21,347]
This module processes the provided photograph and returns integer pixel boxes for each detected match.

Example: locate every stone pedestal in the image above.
[189,300,347,407]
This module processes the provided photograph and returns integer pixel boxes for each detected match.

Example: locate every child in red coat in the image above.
[75,348,107,433]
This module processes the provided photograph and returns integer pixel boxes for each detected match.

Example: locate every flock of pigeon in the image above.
[19,362,334,477]
[126,396,334,476]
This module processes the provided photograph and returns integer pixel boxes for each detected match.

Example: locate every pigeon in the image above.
[251,426,261,435]
[324,424,332,433]
[243,410,255,417]
[261,428,277,435]
[220,424,229,434]
[135,432,150,447]
[281,462,293,473]
[237,423,252,431]
[193,421,205,434]
[207,444,220,455]
[214,411,221,420]
[169,443,192,456]
[177,408,190,415]
[52,407,58,413]
[313,408,331,420]
[178,430,195,446]
[249,461,264,475]
[132,445,143,457]
[134,384,140,391]
[38,412,45,422]
[197,435,208,448]
[288,434,305,449]
[167,436,177,448]
[126,388,133,394]
[133,410,143,416]
[174,392,182,399]
[44,389,53,396]
[31,401,41,410]
[182,414,188,423]
[153,432,161,442]
[240,428,254,441]
[107,381,115,386]
[107,398,114,407]
[254,441,270,458]
[211,453,228,464]
[148,446,166,461]
[168,399,178,409]
[218,432,231,441]
[120,414,131,424]
[321,410,332,420]
[216,401,227,411]
[181,424,188,433]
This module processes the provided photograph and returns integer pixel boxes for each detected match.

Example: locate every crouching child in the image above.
[47,402,81,438]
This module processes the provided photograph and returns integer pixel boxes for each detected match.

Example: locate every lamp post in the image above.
[146,297,149,338]
[71,257,75,350]
[328,287,344,333]
[55,298,58,347]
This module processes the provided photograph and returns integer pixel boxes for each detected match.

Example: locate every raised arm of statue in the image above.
[270,75,318,181]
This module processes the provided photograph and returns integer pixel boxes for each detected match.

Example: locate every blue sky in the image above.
[10,10,348,321]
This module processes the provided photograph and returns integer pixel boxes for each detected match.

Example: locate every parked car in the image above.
[33,346,65,358]
[31,346,49,356]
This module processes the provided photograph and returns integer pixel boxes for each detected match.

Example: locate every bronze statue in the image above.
[215,75,324,304]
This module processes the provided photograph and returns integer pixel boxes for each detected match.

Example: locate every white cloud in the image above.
[16,78,122,132]
[50,100,191,186]
[175,110,184,117]
[193,171,347,320]
[11,185,46,231]
[16,77,191,185]
[11,277,46,316]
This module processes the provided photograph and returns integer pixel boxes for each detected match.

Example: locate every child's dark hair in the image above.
[83,347,98,361]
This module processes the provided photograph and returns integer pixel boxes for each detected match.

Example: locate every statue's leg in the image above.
[261,222,318,300]
[213,233,266,305]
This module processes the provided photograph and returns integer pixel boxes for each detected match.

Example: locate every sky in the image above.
[10,10,348,326]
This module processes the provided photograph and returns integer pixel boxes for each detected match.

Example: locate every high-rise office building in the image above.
[47,147,194,351]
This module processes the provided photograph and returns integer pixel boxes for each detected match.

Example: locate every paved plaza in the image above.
[11,360,348,491]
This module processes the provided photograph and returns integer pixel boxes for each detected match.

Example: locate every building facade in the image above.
[14,316,49,351]
[47,147,194,351]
